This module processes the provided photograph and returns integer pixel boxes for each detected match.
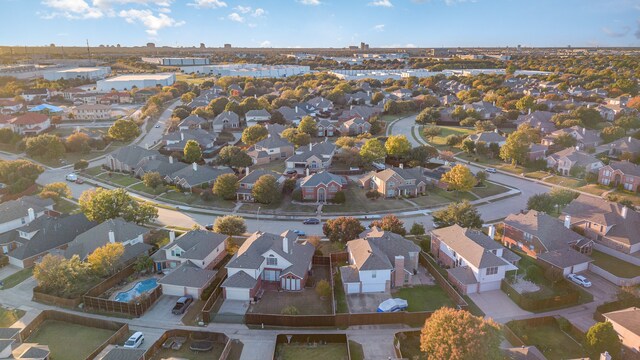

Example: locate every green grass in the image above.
[524,171,550,180]
[1,268,33,289]
[333,270,349,313]
[497,163,527,174]
[84,166,105,176]
[97,173,140,187]
[152,339,225,360]
[348,340,364,360]
[544,175,586,188]
[392,285,455,312]
[0,143,20,154]
[54,198,79,214]
[129,182,167,196]
[27,320,116,360]
[397,331,425,360]
[470,182,510,198]
[419,126,475,148]
[250,161,286,173]
[322,184,413,214]
[160,191,200,204]
[576,184,609,196]
[0,307,25,327]
[275,343,349,360]
[605,189,640,207]
[590,250,640,278]
[507,320,586,360]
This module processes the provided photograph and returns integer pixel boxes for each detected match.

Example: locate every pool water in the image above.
[114,278,158,302]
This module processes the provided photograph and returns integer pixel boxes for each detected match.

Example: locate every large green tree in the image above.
[585,322,621,359]
[252,175,278,204]
[87,243,125,277]
[183,140,202,163]
[213,173,239,200]
[217,145,253,168]
[242,125,269,146]
[0,159,44,194]
[432,201,483,229]
[213,215,247,236]
[142,171,164,189]
[369,215,406,236]
[360,138,387,163]
[108,119,140,142]
[25,134,65,160]
[78,188,158,224]
[323,217,365,242]
[442,164,477,193]
[385,135,412,158]
[297,116,317,136]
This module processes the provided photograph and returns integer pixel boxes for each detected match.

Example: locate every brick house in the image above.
[247,135,294,165]
[598,161,640,192]
[359,165,429,198]
[300,171,344,202]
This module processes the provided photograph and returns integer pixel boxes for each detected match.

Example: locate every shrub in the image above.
[281,305,299,315]
[410,223,426,236]
[332,190,346,204]
[292,188,302,202]
[315,279,331,298]
[366,190,381,200]
[445,134,463,146]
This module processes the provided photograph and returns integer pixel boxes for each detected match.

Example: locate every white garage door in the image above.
[572,263,589,274]
[225,287,250,301]
[346,283,360,294]
[479,280,501,292]
[162,284,186,297]
[362,282,385,293]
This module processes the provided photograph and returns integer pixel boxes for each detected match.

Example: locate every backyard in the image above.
[507,319,587,360]
[0,307,25,327]
[274,342,349,360]
[27,320,116,360]
[590,250,640,278]
[392,285,455,312]
[151,339,225,360]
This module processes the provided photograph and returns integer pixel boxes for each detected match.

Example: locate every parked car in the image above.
[75,178,84,184]
[567,273,592,288]
[204,224,214,231]
[123,332,144,348]
[302,218,320,225]
[485,168,497,173]
[377,298,408,313]
[65,173,78,182]
[292,230,306,237]
[172,295,194,315]
[284,169,298,176]
[155,124,160,128]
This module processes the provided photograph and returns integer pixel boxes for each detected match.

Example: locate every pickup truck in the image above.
[171,295,194,315]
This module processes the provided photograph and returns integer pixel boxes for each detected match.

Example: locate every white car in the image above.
[485,168,497,173]
[567,273,592,288]
[123,332,144,348]
[65,173,78,182]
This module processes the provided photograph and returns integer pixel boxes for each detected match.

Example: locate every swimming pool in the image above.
[114,278,158,302]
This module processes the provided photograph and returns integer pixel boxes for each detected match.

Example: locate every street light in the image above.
[257,206,261,222]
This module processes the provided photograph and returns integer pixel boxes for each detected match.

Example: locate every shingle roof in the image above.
[158,262,217,288]
[63,218,150,260]
[170,165,233,187]
[603,307,640,336]
[347,228,420,272]
[10,113,49,125]
[503,210,585,252]
[606,160,640,177]
[221,270,257,289]
[537,248,593,269]
[547,147,601,167]
[213,111,239,125]
[245,109,270,118]
[431,224,509,269]
[447,266,478,285]
[154,230,227,262]
[111,145,156,168]
[300,171,344,187]
[0,196,54,225]
[254,135,292,149]
[0,328,20,340]
[467,131,506,144]
[240,169,281,185]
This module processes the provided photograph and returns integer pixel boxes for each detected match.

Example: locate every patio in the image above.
[346,292,391,313]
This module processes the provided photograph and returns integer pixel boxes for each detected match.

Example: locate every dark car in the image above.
[303,218,320,225]
[205,224,214,231]
[172,295,193,315]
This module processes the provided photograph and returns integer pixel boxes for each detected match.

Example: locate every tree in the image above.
[515,95,535,111]
[297,116,317,136]
[416,108,441,124]
[0,159,44,194]
[333,190,346,204]
[252,175,278,204]
[315,279,331,298]
[65,132,91,153]
[213,215,246,236]
[572,107,603,129]
[108,119,140,142]
[360,138,387,163]
[614,115,640,132]
[370,215,406,236]
[422,126,441,141]
[461,139,476,154]
[269,111,286,125]
[601,126,626,143]
[442,164,476,193]
[74,159,89,171]
[627,96,640,111]
[213,173,239,200]
[134,255,153,273]
[475,120,496,132]
[335,136,356,149]
[242,125,268,146]
[385,135,412,158]
[79,188,158,224]
[142,172,163,189]
[500,130,533,165]
[25,134,65,160]
[420,308,502,360]
[554,133,577,148]
[549,188,578,207]
[87,243,125,277]
[585,322,621,359]
[432,201,483,229]
[218,145,252,168]
[408,145,439,167]
[476,170,488,185]
[410,222,425,236]
[40,182,71,201]
[527,193,556,214]
[34,254,91,297]
[183,140,202,163]
[371,92,384,105]
[323,217,365,242]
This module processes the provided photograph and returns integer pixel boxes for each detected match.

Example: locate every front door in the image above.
[318,188,326,202]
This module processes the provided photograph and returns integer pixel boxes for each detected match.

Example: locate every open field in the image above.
[419,126,475,148]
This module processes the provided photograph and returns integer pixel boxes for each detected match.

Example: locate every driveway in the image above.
[583,271,619,304]
[215,300,249,323]
[468,290,531,323]
[346,292,390,313]
[140,295,183,325]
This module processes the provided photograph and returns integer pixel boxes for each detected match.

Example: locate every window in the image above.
[524,232,532,241]
[486,267,498,275]
[267,256,277,266]
[171,249,182,257]
[372,271,377,278]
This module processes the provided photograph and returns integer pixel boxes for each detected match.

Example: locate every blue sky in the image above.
[1,0,639,47]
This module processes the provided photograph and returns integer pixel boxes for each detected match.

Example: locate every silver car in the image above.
[567,273,592,288]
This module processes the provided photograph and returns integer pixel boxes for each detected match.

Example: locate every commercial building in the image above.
[96,73,175,91]
[179,63,310,78]
[141,57,210,66]
[43,67,111,81]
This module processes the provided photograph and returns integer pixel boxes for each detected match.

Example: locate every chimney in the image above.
[528,108,531,115]
[28,208,35,222]
[494,128,499,133]
[283,237,289,254]
[306,168,310,177]
[394,256,405,287]
[621,206,628,219]
[309,142,313,151]
[488,225,496,239]
[628,136,632,142]
[169,155,173,164]
[245,166,250,176]
[582,128,586,135]
[192,162,198,171]
[180,132,184,141]
[399,163,404,169]
[564,215,571,229]
[600,352,612,360]
[295,106,299,113]
[108,230,115,243]
[169,231,175,243]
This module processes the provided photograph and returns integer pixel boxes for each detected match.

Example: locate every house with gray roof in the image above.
[466,130,506,147]
[462,101,502,119]
[0,196,54,236]
[300,171,345,202]
[95,345,145,360]
[162,128,217,153]
[541,126,601,150]
[341,227,420,294]
[307,96,333,112]
[515,111,556,134]
[359,165,434,198]
[546,147,604,176]
[316,119,336,137]
[247,135,294,165]
[222,230,314,300]
[158,261,218,298]
[212,111,240,132]
[285,141,336,173]
[132,155,185,179]
[245,109,271,125]
[165,163,233,190]
[6,213,98,268]
[237,169,283,202]
[339,117,371,135]
[277,106,307,124]
[431,224,519,295]
[178,114,207,131]
[608,136,640,158]
[106,145,157,173]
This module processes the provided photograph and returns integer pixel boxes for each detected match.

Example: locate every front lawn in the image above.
[470,182,510,198]
[275,343,348,360]
[590,250,640,278]
[497,163,527,174]
[1,268,33,289]
[392,285,455,312]
[160,191,200,204]
[544,175,586,188]
[129,182,167,196]
[506,319,586,360]
[576,184,609,196]
[419,126,475,148]
[524,171,550,180]
[322,185,414,214]
[98,173,139,187]
[27,320,116,360]
[53,199,79,214]
[0,307,25,327]
[84,166,105,176]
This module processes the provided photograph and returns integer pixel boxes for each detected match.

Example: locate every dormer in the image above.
[19,230,37,240]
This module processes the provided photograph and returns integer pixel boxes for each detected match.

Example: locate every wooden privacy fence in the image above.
[501,280,580,312]
[145,329,229,360]
[200,268,229,324]
[245,310,432,328]
[83,285,163,317]
[32,288,82,308]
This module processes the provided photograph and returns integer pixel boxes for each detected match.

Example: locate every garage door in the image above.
[479,280,501,292]
[346,283,360,294]
[162,284,185,297]
[362,282,385,293]
[225,287,250,300]
[572,263,589,274]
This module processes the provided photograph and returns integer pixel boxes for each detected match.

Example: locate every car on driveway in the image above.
[172,295,194,315]
[292,230,306,237]
[567,273,592,288]
[302,218,320,225]
[205,224,214,231]
[124,332,144,348]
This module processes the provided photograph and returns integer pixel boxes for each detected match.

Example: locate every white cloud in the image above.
[260,40,271,47]
[227,12,244,22]
[41,0,104,19]
[233,6,265,17]
[118,8,184,35]
[157,7,171,13]
[252,8,265,17]
[299,0,320,5]
[187,0,227,9]
[248,23,257,28]
[234,5,251,13]
[373,24,385,32]
[369,0,392,7]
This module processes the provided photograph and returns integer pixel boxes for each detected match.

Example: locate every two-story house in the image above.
[515,111,556,134]
[0,196,54,238]
[285,141,337,173]
[237,169,283,202]
[245,109,271,126]
[178,114,208,131]
[316,119,337,137]
[212,111,240,132]
[466,130,506,147]
[563,194,640,254]
[247,135,295,165]
[608,137,640,159]
[341,227,420,294]
[546,147,604,176]
[541,126,601,150]
[9,113,51,135]
[598,161,640,192]
[431,224,519,294]
[300,171,345,202]
[340,117,371,136]
[72,104,111,120]
[165,163,233,191]
[222,231,315,300]
[359,165,429,198]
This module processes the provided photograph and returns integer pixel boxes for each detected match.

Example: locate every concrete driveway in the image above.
[583,271,619,304]
[468,290,531,323]
[346,292,390,313]
[219,300,250,315]
[140,295,183,325]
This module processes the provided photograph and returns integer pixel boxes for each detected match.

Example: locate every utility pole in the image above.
[86,39,91,60]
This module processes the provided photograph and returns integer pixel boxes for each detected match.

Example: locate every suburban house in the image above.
[245,109,271,125]
[154,230,227,297]
[285,141,337,173]
[502,210,593,275]
[430,224,519,295]
[339,105,381,122]
[546,147,604,176]
[165,163,234,191]
[608,137,640,158]
[515,111,556,134]
[277,106,307,124]
[598,161,640,192]
[502,346,547,360]
[20,88,49,102]
[99,91,132,104]
[316,119,337,137]
[341,227,420,294]
[95,345,145,360]
[462,101,502,119]
[222,231,315,300]
[212,111,240,132]
[247,135,295,165]
[178,114,208,130]
[132,155,185,179]
[340,117,371,135]
[9,113,51,135]
[0,99,22,114]
[307,96,333,112]
[603,307,640,354]
[162,129,217,153]
[60,218,152,265]
[541,126,601,150]
[106,145,157,173]
[300,171,345,202]
[237,169,283,202]
[228,84,243,97]
[71,104,111,120]
[528,144,549,161]
[0,196,54,237]
[6,214,98,268]
[563,194,640,254]
[466,130,506,147]
[359,166,429,198]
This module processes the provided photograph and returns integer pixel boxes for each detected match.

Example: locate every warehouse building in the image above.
[43,67,111,81]
[96,73,176,91]
[141,57,210,66]
[180,64,310,78]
